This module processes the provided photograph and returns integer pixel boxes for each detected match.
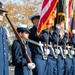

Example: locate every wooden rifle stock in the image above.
[5,14,32,63]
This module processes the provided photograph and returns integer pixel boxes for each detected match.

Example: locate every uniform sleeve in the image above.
[59,38,66,45]
[59,33,68,45]
[12,40,27,66]
[29,26,40,42]
[39,29,48,42]
[52,29,59,43]
[68,37,72,45]
[71,35,75,44]
[29,27,48,43]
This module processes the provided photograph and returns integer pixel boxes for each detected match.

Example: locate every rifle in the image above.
[5,13,32,63]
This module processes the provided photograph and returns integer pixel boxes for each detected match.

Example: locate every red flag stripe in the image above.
[67,0,73,31]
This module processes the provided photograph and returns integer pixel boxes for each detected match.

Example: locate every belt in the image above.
[35,54,48,60]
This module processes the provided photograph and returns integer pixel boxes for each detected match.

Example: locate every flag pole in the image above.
[56,0,59,49]
[71,0,75,49]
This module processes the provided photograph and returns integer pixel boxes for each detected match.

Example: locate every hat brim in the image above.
[17,28,30,33]
[30,16,40,21]
[24,28,30,33]
[29,14,40,20]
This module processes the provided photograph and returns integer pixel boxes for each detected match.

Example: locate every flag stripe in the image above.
[37,0,58,35]
[42,0,49,9]
[40,0,53,20]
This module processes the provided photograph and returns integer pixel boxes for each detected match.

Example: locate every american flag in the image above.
[37,0,58,35]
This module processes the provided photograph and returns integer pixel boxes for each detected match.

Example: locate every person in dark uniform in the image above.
[12,24,35,75]
[48,24,66,75]
[58,29,69,75]
[43,25,57,75]
[29,13,49,75]
[0,2,9,75]
[51,24,65,75]
[68,29,75,75]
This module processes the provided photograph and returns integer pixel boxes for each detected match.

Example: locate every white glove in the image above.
[55,49,60,54]
[64,49,68,55]
[27,63,35,70]
[71,50,74,55]
[44,48,50,55]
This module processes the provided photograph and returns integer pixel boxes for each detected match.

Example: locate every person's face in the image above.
[19,31,29,40]
[32,18,39,27]
[0,11,3,21]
